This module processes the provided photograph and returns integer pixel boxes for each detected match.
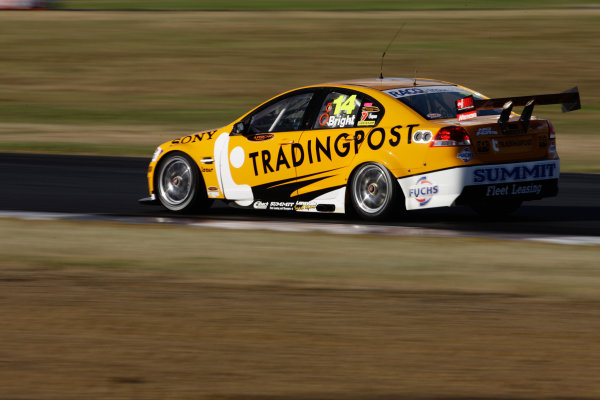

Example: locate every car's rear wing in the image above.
[456,86,581,133]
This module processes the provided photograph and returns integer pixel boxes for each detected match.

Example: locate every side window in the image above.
[248,92,313,134]
[314,92,362,129]
[356,98,384,127]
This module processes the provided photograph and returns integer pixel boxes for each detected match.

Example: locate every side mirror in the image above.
[233,122,246,134]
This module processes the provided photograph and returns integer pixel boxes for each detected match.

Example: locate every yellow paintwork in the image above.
[146,79,557,203]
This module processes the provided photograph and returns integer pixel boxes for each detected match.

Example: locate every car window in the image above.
[383,86,501,120]
[248,92,313,134]
[356,98,384,128]
[313,91,362,129]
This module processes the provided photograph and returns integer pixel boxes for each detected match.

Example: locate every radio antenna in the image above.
[379,23,405,80]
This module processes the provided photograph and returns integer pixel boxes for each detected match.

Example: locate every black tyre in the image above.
[156,152,211,212]
[349,162,401,221]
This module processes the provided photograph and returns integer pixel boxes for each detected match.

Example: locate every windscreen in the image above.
[383,86,501,120]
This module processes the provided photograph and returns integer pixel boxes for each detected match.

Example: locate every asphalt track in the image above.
[1,152,599,237]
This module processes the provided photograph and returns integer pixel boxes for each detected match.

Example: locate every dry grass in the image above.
[1,219,599,298]
[0,10,599,169]
[1,218,600,399]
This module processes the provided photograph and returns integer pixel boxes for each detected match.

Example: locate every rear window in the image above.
[383,86,501,120]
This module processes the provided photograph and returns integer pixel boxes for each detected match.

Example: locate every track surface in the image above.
[1,152,599,236]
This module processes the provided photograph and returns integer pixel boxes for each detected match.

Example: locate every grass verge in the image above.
[1,9,599,170]
[1,218,599,299]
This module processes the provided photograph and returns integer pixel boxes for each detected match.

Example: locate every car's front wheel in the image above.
[156,152,210,212]
[349,162,400,221]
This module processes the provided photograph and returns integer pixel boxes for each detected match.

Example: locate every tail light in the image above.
[430,126,471,147]
[547,121,556,139]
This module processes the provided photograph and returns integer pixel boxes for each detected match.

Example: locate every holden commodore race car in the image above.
[140,77,580,220]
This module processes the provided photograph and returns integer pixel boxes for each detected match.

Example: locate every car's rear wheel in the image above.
[350,162,400,221]
[156,152,211,212]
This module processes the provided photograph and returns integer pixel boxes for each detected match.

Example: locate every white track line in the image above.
[1,210,599,246]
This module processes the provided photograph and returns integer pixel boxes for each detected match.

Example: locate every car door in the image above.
[221,91,315,204]
[294,88,385,200]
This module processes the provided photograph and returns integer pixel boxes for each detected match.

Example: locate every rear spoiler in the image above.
[456,86,581,133]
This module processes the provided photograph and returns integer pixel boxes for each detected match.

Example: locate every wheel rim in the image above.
[352,164,392,215]
[159,156,193,206]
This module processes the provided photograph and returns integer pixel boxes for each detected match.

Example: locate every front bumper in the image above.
[398,159,559,211]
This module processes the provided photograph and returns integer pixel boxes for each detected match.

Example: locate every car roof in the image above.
[321,77,456,91]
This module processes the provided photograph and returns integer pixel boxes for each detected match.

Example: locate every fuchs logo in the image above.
[409,176,439,206]
[457,147,474,162]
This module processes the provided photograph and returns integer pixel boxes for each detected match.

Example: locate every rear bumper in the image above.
[398,159,559,211]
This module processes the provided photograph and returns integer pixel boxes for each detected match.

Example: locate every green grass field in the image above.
[1,8,599,170]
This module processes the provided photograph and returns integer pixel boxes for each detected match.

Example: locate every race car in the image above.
[140,77,580,220]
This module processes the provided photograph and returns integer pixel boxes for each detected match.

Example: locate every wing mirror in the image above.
[233,121,246,134]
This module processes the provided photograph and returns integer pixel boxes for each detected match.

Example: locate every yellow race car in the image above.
[140,78,580,220]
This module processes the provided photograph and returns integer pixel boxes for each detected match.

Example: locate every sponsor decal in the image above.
[250,200,318,211]
[497,138,532,148]
[318,94,358,129]
[294,201,318,211]
[427,113,442,119]
[171,130,216,145]
[476,140,490,153]
[361,105,380,113]
[201,167,214,173]
[491,139,500,152]
[456,96,474,112]
[472,162,558,184]
[253,201,269,210]
[549,141,557,154]
[269,201,295,211]
[476,127,498,136]
[207,186,220,198]
[384,86,466,99]
[246,126,404,176]
[456,96,477,121]
[358,109,379,126]
[151,146,163,162]
[457,110,477,121]
[357,120,375,127]
[247,133,274,142]
[485,183,543,197]
[409,176,439,206]
[326,114,355,128]
[457,147,474,162]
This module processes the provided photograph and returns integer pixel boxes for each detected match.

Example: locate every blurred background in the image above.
[1,3,600,400]
[0,1,599,170]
